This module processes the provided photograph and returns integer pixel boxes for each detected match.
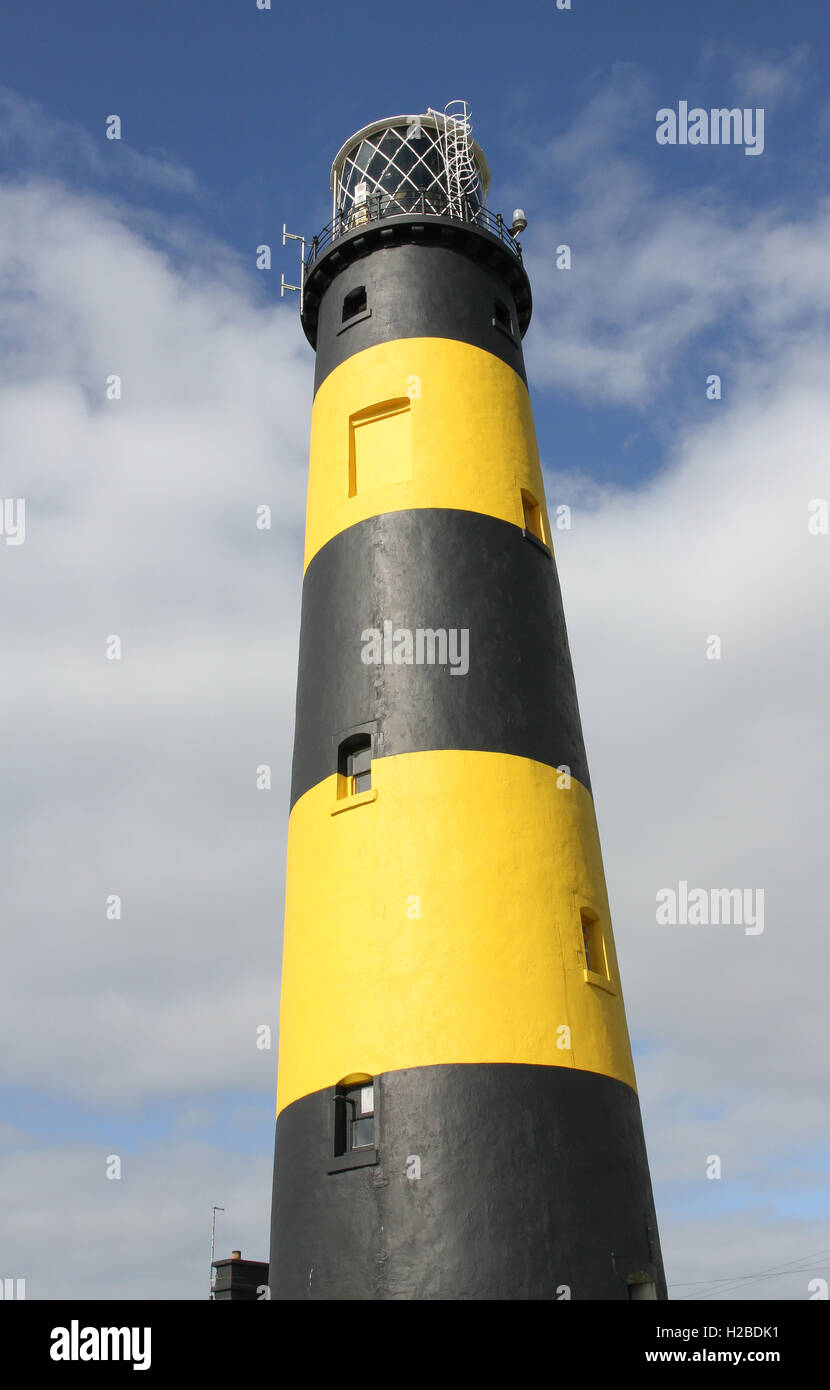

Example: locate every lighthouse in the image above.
[269,104,666,1301]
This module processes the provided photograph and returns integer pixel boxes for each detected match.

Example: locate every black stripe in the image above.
[305,224,531,394]
[269,1063,666,1300]
[290,510,590,807]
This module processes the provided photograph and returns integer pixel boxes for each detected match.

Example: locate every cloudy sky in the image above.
[2,0,828,1300]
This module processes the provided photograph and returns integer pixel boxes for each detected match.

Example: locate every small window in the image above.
[521,489,545,544]
[493,298,514,336]
[581,907,608,979]
[338,733,372,797]
[342,285,367,323]
[351,746,371,794]
[334,1081,375,1158]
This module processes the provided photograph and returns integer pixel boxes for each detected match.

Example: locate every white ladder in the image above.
[441,99,479,219]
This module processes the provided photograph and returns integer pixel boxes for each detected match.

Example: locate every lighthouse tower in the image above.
[269,104,666,1301]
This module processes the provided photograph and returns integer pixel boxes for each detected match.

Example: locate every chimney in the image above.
[212,1250,269,1301]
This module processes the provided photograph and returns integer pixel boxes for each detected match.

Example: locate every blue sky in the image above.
[1,0,829,1301]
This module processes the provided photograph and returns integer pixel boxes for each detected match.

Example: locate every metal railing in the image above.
[304,190,523,274]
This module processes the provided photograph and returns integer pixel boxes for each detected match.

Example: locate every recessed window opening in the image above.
[348,397,412,496]
[342,285,367,323]
[581,907,608,979]
[493,298,514,336]
[521,489,545,544]
[338,733,372,796]
[333,1081,375,1157]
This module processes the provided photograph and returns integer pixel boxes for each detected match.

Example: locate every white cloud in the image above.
[0,86,200,195]
[547,350,830,1133]
[527,179,830,407]
[0,1134,272,1299]
[705,43,812,108]
[524,55,830,409]
[544,64,652,169]
[530,77,830,1295]
[0,176,312,1112]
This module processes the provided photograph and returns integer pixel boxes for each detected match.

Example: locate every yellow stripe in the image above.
[304,338,550,571]
[276,750,637,1114]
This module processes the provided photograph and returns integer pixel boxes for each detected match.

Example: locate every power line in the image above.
[669,1246,830,1301]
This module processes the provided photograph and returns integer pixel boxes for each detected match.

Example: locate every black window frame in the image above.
[338,731,373,797]
[328,1078,380,1174]
[492,297,517,343]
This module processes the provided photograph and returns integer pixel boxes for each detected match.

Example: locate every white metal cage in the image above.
[329,102,490,231]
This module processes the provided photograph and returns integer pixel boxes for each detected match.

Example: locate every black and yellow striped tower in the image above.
[269,104,666,1301]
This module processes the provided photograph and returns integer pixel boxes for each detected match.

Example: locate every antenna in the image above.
[209,1205,225,1300]
[281,224,306,312]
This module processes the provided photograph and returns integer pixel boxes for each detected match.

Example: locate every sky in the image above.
[1,0,829,1301]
